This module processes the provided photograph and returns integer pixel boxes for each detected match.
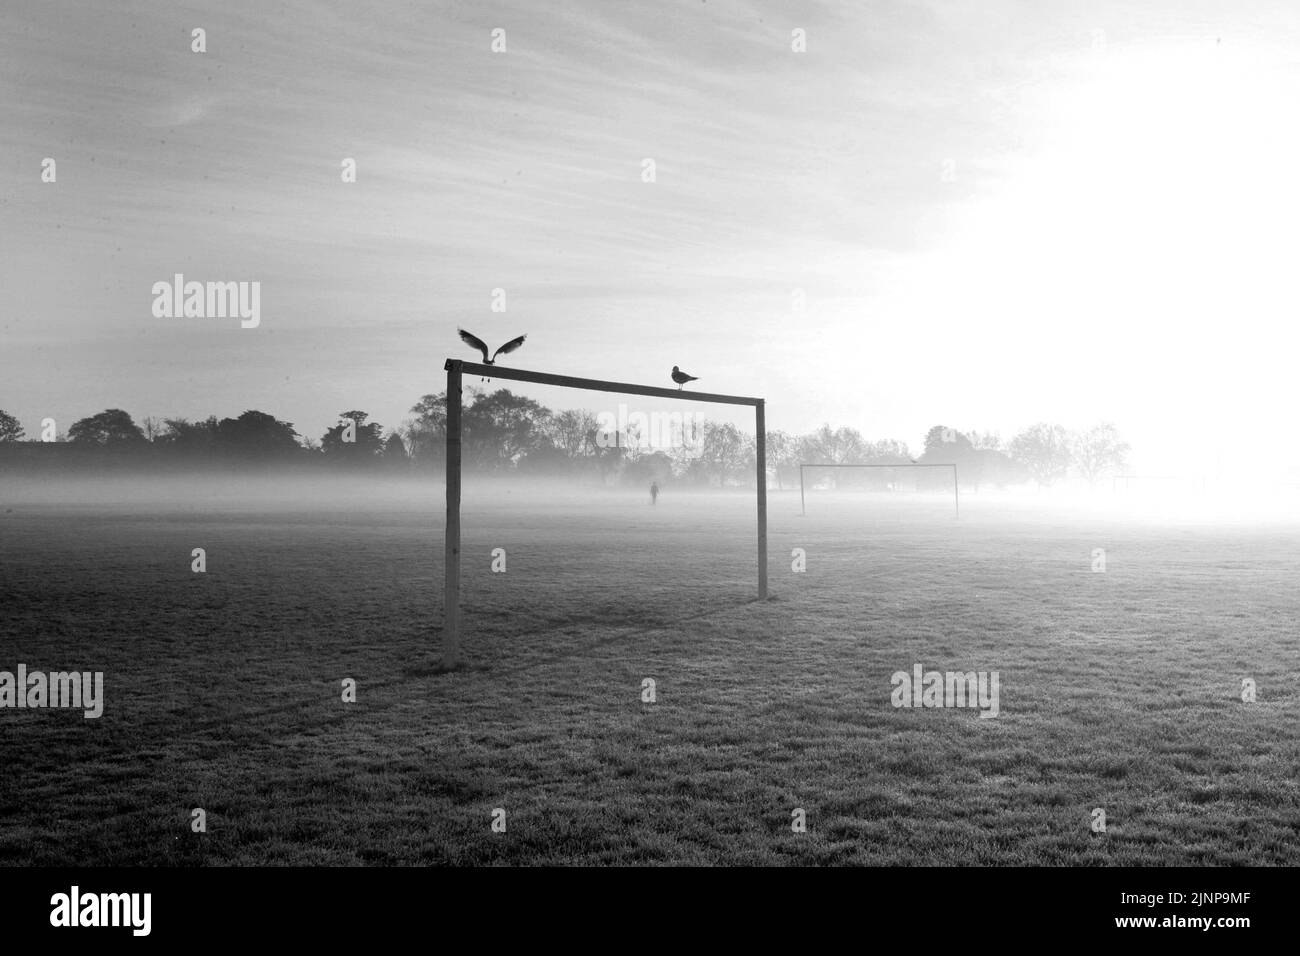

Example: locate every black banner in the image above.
[0,866,1279,944]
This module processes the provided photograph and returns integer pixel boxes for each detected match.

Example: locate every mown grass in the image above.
[0,484,1296,865]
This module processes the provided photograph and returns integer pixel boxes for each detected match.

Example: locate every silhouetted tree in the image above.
[587,424,627,484]
[463,389,551,470]
[1072,423,1130,486]
[68,409,145,446]
[765,430,798,489]
[159,417,221,454]
[965,430,1002,451]
[215,410,301,460]
[688,421,751,486]
[405,392,447,466]
[382,431,409,468]
[802,424,867,464]
[1009,423,1072,488]
[864,438,912,462]
[919,425,986,490]
[547,409,600,459]
[793,424,869,488]
[0,410,24,442]
[321,410,385,460]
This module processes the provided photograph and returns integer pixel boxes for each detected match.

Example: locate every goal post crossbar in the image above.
[446,360,764,406]
[798,462,959,518]
[442,358,767,667]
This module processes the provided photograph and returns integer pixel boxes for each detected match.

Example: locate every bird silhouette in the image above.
[459,328,526,382]
[671,366,698,390]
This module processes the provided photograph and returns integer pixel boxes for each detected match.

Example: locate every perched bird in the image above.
[671,366,698,390]
[458,328,526,382]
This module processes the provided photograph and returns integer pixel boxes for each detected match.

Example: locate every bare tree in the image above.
[548,409,600,458]
[1072,423,1130,486]
[1009,423,1072,488]
[966,430,1002,451]
[765,430,797,489]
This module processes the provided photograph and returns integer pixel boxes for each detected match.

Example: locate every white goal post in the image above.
[442,358,768,667]
[799,462,959,518]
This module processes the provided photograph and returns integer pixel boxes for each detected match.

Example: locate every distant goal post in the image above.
[799,462,959,518]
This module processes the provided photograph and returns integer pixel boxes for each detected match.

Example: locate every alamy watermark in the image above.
[50,886,150,936]
[594,403,704,458]
[151,274,260,328]
[0,665,103,718]
[890,663,1000,718]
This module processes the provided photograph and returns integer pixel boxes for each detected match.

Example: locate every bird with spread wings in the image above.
[458,328,527,382]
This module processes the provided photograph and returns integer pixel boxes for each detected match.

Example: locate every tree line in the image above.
[0,392,1129,488]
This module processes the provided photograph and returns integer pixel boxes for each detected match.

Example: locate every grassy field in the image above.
[1,478,1297,865]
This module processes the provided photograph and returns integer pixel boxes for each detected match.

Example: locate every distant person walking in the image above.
[650,481,660,505]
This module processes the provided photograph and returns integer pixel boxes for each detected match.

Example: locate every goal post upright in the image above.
[444,361,462,667]
[756,400,767,600]
[440,358,767,665]
[799,462,960,518]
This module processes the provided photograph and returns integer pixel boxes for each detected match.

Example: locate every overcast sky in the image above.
[5,0,1300,472]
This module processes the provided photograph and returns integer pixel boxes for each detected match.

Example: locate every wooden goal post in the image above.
[442,359,767,667]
